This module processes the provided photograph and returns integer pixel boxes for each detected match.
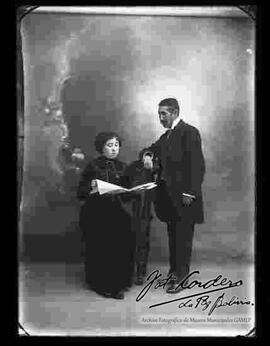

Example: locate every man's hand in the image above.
[182,195,194,206]
[143,154,153,170]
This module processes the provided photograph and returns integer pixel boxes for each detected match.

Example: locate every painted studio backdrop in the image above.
[19,11,255,264]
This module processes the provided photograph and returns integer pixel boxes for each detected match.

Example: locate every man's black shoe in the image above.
[166,279,189,294]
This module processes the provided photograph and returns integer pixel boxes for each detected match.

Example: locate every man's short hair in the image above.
[158,98,180,112]
[94,131,122,154]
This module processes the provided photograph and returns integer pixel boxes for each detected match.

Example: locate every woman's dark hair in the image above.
[94,131,122,154]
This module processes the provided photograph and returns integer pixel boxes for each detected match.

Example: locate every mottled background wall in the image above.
[20,13,255,263]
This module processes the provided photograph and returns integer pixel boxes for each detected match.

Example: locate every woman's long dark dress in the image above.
[77,155,135,295]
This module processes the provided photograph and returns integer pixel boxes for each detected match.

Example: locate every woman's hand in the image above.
[90,179,98,194]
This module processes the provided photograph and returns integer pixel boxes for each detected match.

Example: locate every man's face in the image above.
[158,106,177,129]
[102,137,120,159]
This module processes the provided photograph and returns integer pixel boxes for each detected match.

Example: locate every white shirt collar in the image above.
[171,116,181,130]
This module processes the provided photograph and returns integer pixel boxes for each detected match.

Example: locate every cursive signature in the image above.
[176,292,254,316]
[136,270,175,302]
[136,269,245,311]
[136,270,242,301]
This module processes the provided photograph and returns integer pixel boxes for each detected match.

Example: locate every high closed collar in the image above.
[97,155,119,167]
[171,116,182,130]
[99,155,117,162]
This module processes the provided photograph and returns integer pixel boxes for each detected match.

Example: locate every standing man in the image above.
[141,98,205,293]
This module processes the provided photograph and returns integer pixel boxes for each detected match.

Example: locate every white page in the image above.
[96,179,128,195]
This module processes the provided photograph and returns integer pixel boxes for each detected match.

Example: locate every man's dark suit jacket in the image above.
[141,119,205,224]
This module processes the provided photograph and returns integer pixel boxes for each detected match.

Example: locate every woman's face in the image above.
[102,137,120,159]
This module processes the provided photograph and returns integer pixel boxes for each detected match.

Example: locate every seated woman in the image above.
[77,132,135,300]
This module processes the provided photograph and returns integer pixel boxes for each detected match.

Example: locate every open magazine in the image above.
[91,179,157,195]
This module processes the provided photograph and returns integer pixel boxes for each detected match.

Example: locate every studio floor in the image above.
[19,260,255,337]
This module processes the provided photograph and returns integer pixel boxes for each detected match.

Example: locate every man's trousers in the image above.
[166,219,195,282]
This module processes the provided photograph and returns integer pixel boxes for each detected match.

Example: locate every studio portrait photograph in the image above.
[17,5,256,337]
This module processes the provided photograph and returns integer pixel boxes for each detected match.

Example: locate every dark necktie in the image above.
[166,129,173,139]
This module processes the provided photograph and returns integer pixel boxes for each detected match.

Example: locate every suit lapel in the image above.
[167,119,185,143]
[160,120,185,163]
